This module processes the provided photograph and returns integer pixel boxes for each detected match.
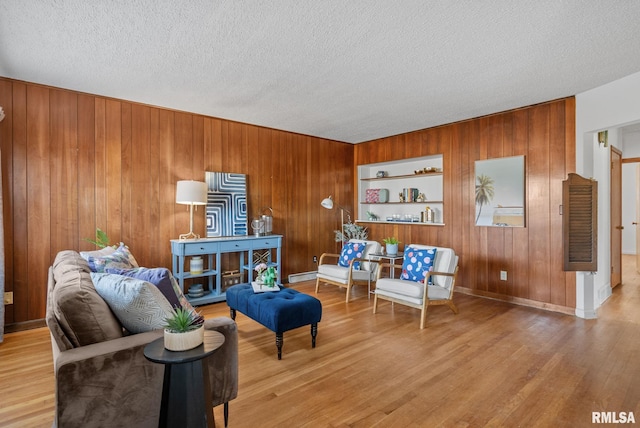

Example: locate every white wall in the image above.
[575,71,640,318]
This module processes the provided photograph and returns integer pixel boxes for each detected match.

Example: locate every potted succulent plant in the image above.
[163,307,205,351]
[382,237,399,255]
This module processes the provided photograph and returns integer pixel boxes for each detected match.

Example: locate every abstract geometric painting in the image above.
[205,172,247,237]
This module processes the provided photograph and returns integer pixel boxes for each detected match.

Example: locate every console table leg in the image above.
[276,333,283,360]
[311,323,318,348]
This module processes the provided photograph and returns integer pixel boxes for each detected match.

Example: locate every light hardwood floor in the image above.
[1,256,639,427]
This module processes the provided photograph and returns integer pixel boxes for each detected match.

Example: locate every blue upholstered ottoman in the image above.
[226,284,322,359]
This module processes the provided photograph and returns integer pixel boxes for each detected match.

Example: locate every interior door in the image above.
[611,146,622,288]
[636,164,640,273]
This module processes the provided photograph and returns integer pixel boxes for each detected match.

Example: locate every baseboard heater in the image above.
[287,271,317,283]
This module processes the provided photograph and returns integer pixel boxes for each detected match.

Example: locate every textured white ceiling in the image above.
[1,1,640,143]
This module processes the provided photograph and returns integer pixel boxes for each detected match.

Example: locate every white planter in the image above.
[386,243,399,255]
[164,326,204,351]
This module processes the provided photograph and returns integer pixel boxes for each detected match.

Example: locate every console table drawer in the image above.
[172,241,220,256]
[219,240,253,252]
[252,237,281,250]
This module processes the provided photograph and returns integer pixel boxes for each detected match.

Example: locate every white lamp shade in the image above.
[176,180,208,205]
[321,196,334,209]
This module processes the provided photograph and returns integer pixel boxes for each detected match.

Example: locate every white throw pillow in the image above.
[91,272,174,334]
[79,245,115,259]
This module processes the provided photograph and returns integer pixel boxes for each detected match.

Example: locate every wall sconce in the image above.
[321,196,350,247]
[176,180,208,240]
[598,130,608,147]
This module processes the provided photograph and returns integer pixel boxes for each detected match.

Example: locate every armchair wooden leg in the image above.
[447,301,459,314]
[224,402,229,427]
[345,284,351,302]
[420,306,428,329]
[315,277,321,294]
[373,294,378,313]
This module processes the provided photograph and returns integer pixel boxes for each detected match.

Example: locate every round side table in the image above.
[144,329,225,428]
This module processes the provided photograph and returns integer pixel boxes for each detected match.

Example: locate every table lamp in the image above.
[176,180,208,240]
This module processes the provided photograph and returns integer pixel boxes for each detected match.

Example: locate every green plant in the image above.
[334,220,368,242]
[383,237,399,245]
[164,307,205,333]
[84,228,111,248]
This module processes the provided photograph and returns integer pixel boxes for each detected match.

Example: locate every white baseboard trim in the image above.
[288,271,318,283]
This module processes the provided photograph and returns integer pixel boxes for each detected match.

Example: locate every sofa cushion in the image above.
[354,239,382,272]
[405,245,457,288]
[317,263,375,284]
[376,277,424,299]
[375,279,451,303]
[338,241,365,269]
[79,245,115,260]
[52,251,124,347]
[83,243,139,273]
[106,267,182,309]
[47,267,74,353]
[400,246,437,283]
[170,275,196,312]
[91,273,175,334]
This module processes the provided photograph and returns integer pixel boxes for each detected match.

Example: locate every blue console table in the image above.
[171,235,283,305]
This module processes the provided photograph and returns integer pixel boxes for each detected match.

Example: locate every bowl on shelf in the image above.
[187,284,205,298]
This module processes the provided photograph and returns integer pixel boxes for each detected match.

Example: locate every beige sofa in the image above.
[45,250,238,428]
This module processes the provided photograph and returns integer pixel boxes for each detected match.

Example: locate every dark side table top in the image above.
[144,330,225,365]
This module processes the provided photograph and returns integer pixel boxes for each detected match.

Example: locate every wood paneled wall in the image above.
[0,76,577,325]
[0,78,353,325]
[355,98,577,312]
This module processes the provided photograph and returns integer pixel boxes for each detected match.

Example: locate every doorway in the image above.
[637,165,640,273]
[611,146,622,288]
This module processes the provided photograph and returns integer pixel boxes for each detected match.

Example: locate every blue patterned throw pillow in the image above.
[401,246,437,283]
[338,242,366,270]
[82,243,139,273]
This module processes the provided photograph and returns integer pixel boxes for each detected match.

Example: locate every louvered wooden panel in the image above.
[563,173,597,271]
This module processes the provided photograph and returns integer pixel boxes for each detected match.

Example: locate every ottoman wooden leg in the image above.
[311,323,318,348]
[276,333,283,360]
[230,308,236,320]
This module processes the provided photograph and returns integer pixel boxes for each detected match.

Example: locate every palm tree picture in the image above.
[475,174,495,223]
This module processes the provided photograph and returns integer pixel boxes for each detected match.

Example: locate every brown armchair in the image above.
[46,251,238,427]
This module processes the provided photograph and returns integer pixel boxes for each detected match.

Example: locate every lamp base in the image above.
[179,232,200,240]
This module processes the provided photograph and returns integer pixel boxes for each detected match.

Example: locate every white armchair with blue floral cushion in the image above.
[373,245,459,329]
[315,239,382,302]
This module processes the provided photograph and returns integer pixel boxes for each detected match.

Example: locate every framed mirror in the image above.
[475,155,525,227]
